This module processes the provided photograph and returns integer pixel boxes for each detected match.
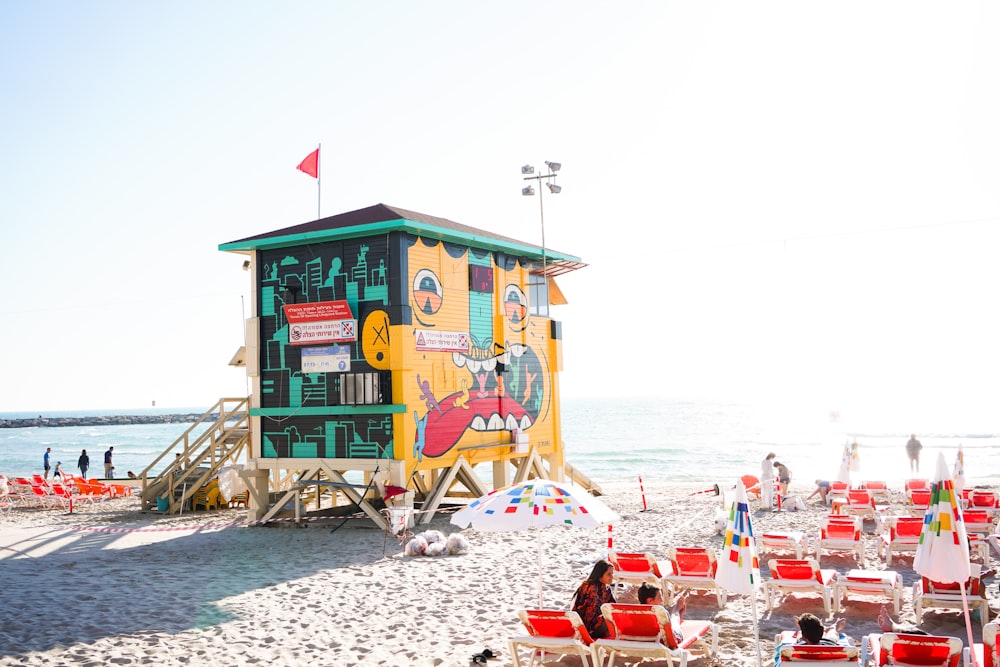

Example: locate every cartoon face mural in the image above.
[404,240,552,458]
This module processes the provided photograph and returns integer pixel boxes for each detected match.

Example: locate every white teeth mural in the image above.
[466,358,482,373]
[480,356,497,372]
[467,412,535,432]
[487,413,506,430]
[452,343,526,372]
[452,352,466,368]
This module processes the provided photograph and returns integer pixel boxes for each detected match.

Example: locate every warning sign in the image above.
[414,329,469,353]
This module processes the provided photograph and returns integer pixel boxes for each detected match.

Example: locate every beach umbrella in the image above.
[954,444,966,496]
[913,452,976,666]
[450,478,619,607]
[714,478,763,667]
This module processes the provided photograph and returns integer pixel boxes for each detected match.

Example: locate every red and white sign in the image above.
[283,301,353,323]
[414,329,470,353]
[284,300,357,346]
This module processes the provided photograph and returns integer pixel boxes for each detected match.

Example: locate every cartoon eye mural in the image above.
[412,268,443,326]
[503,284,529,332]
[361,309,391,370]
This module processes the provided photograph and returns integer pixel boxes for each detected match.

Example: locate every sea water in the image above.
[0,398,996,491]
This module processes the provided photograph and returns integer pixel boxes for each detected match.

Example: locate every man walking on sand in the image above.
[906,434,922,475]
[43,447,52,480]
[104,446,114,479]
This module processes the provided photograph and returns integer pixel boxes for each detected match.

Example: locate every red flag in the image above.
[297,148,319,178]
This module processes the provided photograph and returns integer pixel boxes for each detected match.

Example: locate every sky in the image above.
[1,2,999,430]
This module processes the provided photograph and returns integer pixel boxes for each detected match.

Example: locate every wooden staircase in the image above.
[139,397,250,513]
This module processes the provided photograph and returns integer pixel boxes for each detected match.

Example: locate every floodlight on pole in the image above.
[521,161,561,314]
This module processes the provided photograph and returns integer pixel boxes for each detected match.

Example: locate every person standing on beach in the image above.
[761,452,776,508]
[43,447,52,480]
[104,446,114,479]
[906,434,922,475]
[773,461,792,497]
[78,449,90,481]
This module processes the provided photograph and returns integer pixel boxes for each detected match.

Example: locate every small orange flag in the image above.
[296,148,319,178]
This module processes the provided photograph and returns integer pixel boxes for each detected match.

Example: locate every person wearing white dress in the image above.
[761,452,776,508]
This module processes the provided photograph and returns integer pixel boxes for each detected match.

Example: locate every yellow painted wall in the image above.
[382,240,561,473]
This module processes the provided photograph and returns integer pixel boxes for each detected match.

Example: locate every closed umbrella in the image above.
[836,441,852,485]
[451,478,619,607]
[954,444,966,496]
[714,478,763,667]
[913,452,976,666]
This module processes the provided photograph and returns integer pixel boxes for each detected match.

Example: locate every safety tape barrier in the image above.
[51,504,457,534]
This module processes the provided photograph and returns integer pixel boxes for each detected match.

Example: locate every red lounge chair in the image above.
[765,558,837,615]
[877,516,923,565]
[607,552,667,586]
[865,632,963,667]
[913,563,989,629]
[594,603,717,667]
[834,569,903,615]
[510,609,598,667]
[662,547,726,608]
[968,621,999,667]
[815,515,864,565]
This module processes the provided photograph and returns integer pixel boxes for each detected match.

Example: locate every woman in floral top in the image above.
[571,559,616,639]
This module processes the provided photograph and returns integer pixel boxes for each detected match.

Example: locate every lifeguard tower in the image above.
[215,203,590,527]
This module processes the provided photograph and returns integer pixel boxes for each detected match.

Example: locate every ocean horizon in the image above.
[1,397,995,492]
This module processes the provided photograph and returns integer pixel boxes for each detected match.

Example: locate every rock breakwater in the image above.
[0,414,214,429]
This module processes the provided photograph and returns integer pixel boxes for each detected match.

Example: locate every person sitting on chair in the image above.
[638,582,686,645]
[571,560,616,639]
[795,613,847,645]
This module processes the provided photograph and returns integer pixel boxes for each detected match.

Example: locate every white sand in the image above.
[0,479,996,666]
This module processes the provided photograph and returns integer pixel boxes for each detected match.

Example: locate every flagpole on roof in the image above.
[316,143,321,220]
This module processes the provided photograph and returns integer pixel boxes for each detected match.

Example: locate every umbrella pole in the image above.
[960,587,978,667]
[537,533,544,608]
[750,594,763,667]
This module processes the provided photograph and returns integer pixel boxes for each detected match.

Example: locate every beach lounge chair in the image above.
[971,490,999,510]
[905,479,930,493]
[815,515,864,565]
[877,515,924,566]
[773,631,860,666]
[967,621,998,667]
[863,632,963,667]
[964,509,995,535]
[829,481,851,504]
[844,489,879,521]
[862,480,892,505]
[27,484,66,509]
[833,568,903,615]
[906,488,932,516]
[509,609,599,667]
[913,563,989,629]
[759,531,808,560]
[765,558,837,615]
[607,552,668,586]
[662,547,726,608]
[593,603,717,667]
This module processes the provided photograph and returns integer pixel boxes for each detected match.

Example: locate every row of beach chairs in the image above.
[1,473,130,510]
[510,608,997,666]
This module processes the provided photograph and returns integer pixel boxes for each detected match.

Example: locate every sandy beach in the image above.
[1,478,996,667]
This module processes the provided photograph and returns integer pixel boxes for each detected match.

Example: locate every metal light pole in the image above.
[521,162,561,309]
